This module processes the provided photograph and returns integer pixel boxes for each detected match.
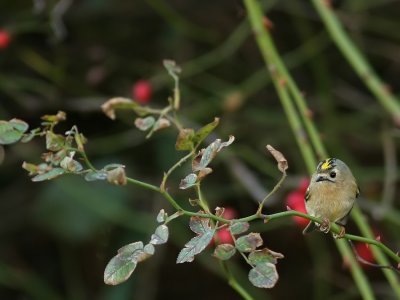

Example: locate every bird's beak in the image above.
[316,175,328,182]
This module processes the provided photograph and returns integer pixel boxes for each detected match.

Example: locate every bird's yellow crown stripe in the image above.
[320,158,335,170]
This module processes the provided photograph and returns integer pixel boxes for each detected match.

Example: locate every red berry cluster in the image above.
[285,178,309,228]
[0,30,11,49]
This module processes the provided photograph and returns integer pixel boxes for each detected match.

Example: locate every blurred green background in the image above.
[1,0,400,299]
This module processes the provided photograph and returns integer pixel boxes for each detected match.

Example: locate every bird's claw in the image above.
[319,218,331,233]
[333,226,346,239]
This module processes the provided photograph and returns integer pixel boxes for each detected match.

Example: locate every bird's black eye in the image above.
[330,171,336,178]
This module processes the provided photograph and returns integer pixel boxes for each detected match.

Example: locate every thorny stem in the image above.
[126,171,400,267]
[78,147,400,268]
[160,150,195,191]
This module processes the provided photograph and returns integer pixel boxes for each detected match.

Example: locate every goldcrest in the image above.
[303,158,359,238]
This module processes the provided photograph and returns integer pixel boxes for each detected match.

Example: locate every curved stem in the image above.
[312,0,400,124]
[257,172,286,214]
[160,150,195,191]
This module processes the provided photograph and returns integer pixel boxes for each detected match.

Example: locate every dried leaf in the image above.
[197,167,213,181]
[60,156,83,173]
[163,59,181,80]
[102,97,145,120]
[215,207,225,218]
[107,166,127,186]
[153,118,171,132]
[213,244,236,260]
[266,145,288,173]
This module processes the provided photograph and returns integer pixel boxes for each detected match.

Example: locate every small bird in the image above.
[303,158,359,238]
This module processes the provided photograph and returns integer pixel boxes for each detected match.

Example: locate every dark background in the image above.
[1,0,399,299]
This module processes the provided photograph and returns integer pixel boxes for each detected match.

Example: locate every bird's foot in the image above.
[333,226,346,239]
[319,218,331,233]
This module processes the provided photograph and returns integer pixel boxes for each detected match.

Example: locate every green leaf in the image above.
[235,233,263,253]
[134,116,155,131]
[31,168,66,182]
[179,173,197,189]
[9,119,29,132]
[248,262,278,289]
[84,170,108,181]
[230,221,250,235]
[213,244,236,260]
[46,131,65,151]
[248,248,284,265]
[150,225,169,245]
[156,209,167,223]
[192,117,219,146]
[118,242,144,259]
[144,244,155,255]
[0,119,29,145]
[104,255,137,285]
[41,111,66,123]
[21,128,40,143]
[175,128,195,151]
[192,136,235,172]
[177,215,216,263]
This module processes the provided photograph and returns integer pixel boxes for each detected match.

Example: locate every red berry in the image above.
[222,207,237,220]
[216,228,234,245]
[0,30,11,49]
[132,80,152,104]
[298,178,310,195]
[355,243,375,264]
[285,191,308,227]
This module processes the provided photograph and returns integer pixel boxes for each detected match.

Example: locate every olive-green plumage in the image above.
[303,158,359,235]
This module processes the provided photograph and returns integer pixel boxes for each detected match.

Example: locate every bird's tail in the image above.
[303,221,317,234]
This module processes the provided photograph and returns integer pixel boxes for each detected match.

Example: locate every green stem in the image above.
[311,0,400,124]
[257,171,287,214]
[160,150,195,191]
[243,0,375,298]
[196,184,211,213]
[220,261,254,300]
[351,206,400,296]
